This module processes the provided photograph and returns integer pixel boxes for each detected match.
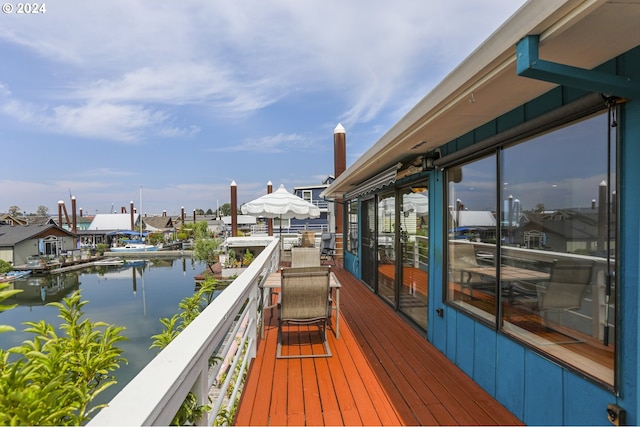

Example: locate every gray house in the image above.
[0,224,76,266]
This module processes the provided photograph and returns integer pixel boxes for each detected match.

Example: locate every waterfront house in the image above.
[0,224,76,266]
[88,1,640,425]
[320,0,640,424]
[290,177,333,232]
[85,213,144,249]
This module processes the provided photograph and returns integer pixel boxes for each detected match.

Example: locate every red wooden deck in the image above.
[235,265,522,426]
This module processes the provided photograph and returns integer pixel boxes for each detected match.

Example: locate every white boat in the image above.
[110,244,158,253]
[94,257,126,265]
[0,270,32,282]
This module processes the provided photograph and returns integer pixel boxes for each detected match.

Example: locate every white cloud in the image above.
[0,1,525,130]
[213,132,319,153]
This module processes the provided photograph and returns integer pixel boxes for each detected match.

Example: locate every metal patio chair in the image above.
[277,266,332,358]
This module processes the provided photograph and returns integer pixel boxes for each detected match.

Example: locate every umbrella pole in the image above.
[279,215,282,265]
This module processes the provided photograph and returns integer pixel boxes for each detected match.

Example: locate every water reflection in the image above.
[0,257,206,404]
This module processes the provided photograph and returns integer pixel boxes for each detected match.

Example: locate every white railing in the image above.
[249,223,328,236]
[88,238,280,426]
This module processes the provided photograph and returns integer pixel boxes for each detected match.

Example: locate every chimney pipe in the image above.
[130,201,135,231]
[230,181,238,237]
[193,209,196,223]
[163,210,166,217]
[79,207,83,217]
[58,201,64,230]
[267,181,273,236]
[181,206,185,224]
[71,196,77,235]
[333,123,346,235]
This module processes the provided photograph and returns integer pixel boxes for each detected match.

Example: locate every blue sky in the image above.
[1,1,526,216]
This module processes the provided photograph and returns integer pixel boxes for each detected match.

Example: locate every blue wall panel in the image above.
[445,308,457,360]
[563,372,613,425]
[456,314,475,375]
[473,323,497,395]
[523,351,563,425]
[496,336,525,419]
[619,87,640,426]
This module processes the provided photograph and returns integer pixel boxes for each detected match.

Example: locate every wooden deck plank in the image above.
[235,265,522,426]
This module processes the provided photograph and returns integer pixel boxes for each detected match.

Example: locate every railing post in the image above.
[249,285,258,360]
[194,359,209,426]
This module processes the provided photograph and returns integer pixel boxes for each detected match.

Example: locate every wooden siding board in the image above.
[524,351,563,426]
[496,336,525,420]
[563,371,613,426]
[474,324,497,396]
[456,314,475,375]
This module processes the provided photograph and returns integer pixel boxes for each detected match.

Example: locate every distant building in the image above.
[0,224,76,266]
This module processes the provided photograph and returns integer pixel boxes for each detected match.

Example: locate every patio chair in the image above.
[320,232,336,264]
[449,241,493,296]
[291,247,321,267]
[536,261,593,325]
[277,266,332,358]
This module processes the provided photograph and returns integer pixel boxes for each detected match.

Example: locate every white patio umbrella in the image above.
[241,184,321,253]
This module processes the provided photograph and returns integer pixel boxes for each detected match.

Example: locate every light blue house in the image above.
[323,1,640,425]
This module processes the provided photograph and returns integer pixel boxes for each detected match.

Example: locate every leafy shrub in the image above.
[150,279,218,425]
[0,290,127,425]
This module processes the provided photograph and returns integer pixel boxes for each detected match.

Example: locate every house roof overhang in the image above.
[322,0,640,199]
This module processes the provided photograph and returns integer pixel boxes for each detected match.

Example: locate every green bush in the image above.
[150,279,218,425]
[0,290,127,425]
[0,260,12,275]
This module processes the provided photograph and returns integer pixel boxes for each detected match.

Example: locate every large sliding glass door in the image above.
[361,198,376,290]
[377,192,396,305]
[399,183,429,329]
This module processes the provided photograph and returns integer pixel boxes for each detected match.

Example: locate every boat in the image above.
[110,244,158,253]
[0,270,32,282]
[108,187,158,253]
[94,257,126,266]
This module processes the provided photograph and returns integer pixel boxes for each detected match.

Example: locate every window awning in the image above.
[344,163,400,200]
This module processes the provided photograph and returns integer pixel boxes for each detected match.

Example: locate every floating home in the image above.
[322,1,639,425]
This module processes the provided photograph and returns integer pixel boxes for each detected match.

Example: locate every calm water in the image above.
[0,257,211,404]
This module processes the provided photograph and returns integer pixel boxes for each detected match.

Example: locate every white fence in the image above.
[88,238,280,426]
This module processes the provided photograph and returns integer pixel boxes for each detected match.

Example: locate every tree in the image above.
[206,208,213,215]
[193,237,220,274]
[36,205,49,216]
[8,206,20,216]
[219,203,231,217]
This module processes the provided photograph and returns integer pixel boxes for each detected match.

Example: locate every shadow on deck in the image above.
[235,265,522,426]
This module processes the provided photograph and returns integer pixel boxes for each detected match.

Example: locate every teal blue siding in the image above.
[524,351,563,425]
[432,48,640,425]
[456,314,476,375]
[618,88,640,426]
[496,337,525,419]
[474,324,497,396]
[563,373,613,425]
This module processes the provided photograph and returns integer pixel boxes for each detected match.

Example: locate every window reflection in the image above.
[447,155,498,323]
[446,112,616,386]
[399,184,429,329]
[377,192,396,305]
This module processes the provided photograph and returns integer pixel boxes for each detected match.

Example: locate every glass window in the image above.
[447,155,498,323]
[347,200,358,255]
[445,111,616,386]
[377,192,396,305]
[500,112,615,385]
[400,183,429,329]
